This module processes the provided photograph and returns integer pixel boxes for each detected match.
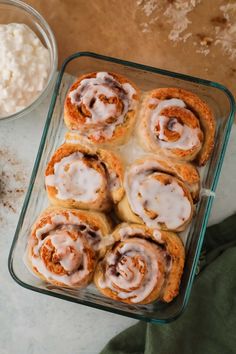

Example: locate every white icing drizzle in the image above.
[65,138,79,145]
[153,229,163,242]
[149,98,201,150]
[97,234,115,250]
[35,223,52,239]
[118,225,144,239]
[31,228,89,286]
[51,214,67,224]
[98,238,162,304]
[45,152,103,202]
[125,160,191,230]
[30,211,102,286]
[69,72,137,140]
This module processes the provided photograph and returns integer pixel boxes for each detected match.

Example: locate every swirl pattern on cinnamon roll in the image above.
[45,142,124,211]
[138,88,215,166]
[27,208,111,287]
[117,157,197,231]
[64,72,139,145]
[94,223,185,304]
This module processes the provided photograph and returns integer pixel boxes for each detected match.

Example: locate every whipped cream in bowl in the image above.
[0,1,57,121]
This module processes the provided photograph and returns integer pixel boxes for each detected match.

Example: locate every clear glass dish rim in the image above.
[0,0,58,122]
[8,51,236,323]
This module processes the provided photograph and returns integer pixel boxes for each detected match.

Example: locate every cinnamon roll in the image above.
[117,157,198,231]
[64,72,140,145]
[45,142,124,211]
[94,223,185,304]
[137,88,215,166]
[27,207,111,288]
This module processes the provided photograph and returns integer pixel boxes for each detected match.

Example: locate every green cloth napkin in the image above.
[100,214,236,354]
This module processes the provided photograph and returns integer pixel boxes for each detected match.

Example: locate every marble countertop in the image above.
[0,89,235,354]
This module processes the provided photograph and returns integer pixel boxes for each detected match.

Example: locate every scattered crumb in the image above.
[182,32,192,42]
[0,147,27,225]
[211,16,227,27]
[136,0,201,42]
[164,0,201,43]
[219,3,236,22]
[142,0,158,16]
[196,46,210,56]
[196,33,214,46]
[141,22,151,33]
[135,0,236,61]
[214,4,236,60]
[149,16,159,25]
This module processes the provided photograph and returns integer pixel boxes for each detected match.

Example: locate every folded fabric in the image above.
[100,214,236,354]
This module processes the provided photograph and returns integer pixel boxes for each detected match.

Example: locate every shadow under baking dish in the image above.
[8,52,235,323]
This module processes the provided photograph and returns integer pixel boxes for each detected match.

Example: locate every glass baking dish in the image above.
[8,52,235,323]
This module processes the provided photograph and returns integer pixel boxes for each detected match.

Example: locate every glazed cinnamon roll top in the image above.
[117,157,198,231]
[64,72,139,144]
[138,88,215,165]
[28,208,111,287]
[45,142,124,211]
[149,98,203,150]
[94,223,185,304]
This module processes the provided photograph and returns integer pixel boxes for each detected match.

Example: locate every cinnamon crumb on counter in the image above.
[0,148,27,221]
